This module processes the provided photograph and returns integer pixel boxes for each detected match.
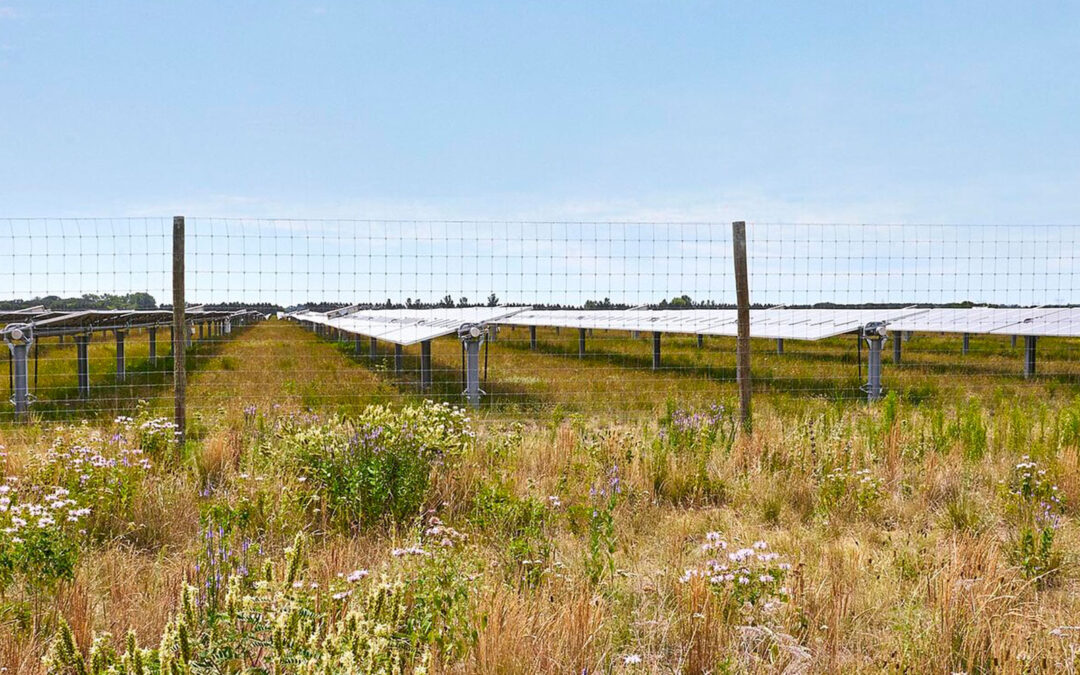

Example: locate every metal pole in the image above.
[529,326,537,350]
[354,333,362,356]
[866,335,884,402]
[578,328,586,358]
[115,330,126,382]
[172,215,186,444]
[697,334,703,349]
[1011,334,1017,349]
[369,336,377,359]
[892,332,901,364]
[732,221,752,431]
[4,326,32,422]
[148,327,157,366]
[962,333,970,355]
[458,327,485,408]
[776,338,784,355]
[420,340,432,392]
[652,331,662,370]
[199,322,204,340]
[76,333,91,399]
[1024,335,1037,378]
[862,323,887,403]
[394,343,403,372]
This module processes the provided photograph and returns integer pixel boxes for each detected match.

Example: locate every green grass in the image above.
[4,319,1080,673]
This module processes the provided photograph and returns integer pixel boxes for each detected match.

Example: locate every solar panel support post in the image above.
[1011,335,1017,349]
[1023,336,1037,378]
[892,332,901,364]
[458,325,485,408]
[697,334,704,349]
[862,322,887,402]
[776,338,784,355]
[420,340,432,392]
[394,344,403,372]
[199,323,204,340]
[652,331,662,370]
[369,336,377,360]
[578,328,586,358]
[224,318,231,335]
[75,332,91,399]
[631,331,639,339]
[148,327,157,366]
[115,330,126,383]
[732,221,752,432]
[529,326,537,350]
[904,331,912,343]
[4,324,33,423]
[354,334,362,356]
[172,215,186,445]
[962,333,970,355]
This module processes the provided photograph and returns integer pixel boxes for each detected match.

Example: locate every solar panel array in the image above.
[499,306,1080,340]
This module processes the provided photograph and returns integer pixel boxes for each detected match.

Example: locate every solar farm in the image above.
[4,221,1080,673]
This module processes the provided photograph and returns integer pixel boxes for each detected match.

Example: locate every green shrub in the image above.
[1005,456,1065,584]
[281,401,473,531]
[469,481,552,588]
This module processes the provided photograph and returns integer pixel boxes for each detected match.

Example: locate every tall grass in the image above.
[2,320,1080,673]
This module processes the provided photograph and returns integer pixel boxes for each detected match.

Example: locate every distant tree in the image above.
[487,293,499,307]
[670,295,693,308]
[458,296,469,307]
[439,294,455,308]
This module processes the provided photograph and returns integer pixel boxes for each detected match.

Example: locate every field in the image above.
[2,319,1080,673]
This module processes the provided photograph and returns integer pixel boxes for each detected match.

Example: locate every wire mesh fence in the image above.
[2,219,1079,424]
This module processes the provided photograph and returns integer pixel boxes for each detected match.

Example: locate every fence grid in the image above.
[2,220,1079,425]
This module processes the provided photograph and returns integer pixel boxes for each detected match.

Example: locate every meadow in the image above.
[2,319,1080,673]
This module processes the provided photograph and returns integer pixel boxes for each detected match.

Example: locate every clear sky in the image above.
[1,3,1079,307]
[2,1,1078,223]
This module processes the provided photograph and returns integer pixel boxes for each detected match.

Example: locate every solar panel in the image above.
[497,308,923,341]
[291,307,531,345]
[884,307,1073,336]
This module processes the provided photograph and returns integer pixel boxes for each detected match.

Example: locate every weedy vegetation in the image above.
[2,320,1080,673]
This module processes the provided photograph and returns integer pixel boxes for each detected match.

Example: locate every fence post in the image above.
[172,216,186,444]
[732,221,752,432]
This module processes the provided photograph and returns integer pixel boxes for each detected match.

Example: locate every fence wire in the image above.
[1,220,1079,423]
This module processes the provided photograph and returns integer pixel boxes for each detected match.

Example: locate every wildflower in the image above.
[346,569,369,583]
[623,654,643,665]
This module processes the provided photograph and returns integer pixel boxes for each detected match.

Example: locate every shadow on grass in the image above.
[325,338,552,413]
[1,328,253,425]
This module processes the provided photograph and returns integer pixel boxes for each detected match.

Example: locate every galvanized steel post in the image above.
[4,324,33,422]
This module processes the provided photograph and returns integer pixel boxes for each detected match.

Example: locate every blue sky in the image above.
[2,1,1078,223]
[1,3,1079,306]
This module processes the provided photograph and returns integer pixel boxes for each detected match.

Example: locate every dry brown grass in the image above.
[3,321,1080,673]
